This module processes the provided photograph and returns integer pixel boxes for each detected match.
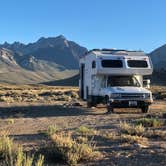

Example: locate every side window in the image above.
[92,61,96,68]
[127,60,148,68]
[101,60,123,68]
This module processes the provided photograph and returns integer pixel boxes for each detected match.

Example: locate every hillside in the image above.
[43,74,79,86]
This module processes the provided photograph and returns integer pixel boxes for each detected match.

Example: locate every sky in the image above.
[0,0,166,53]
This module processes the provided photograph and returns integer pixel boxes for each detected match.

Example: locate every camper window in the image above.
[101,60,123,68]
[127,60,148,68]
[92,61,96,68]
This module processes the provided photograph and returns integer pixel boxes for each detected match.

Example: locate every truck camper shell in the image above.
[81,49,153,76]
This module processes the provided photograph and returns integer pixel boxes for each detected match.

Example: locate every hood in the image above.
[104,87,151,94]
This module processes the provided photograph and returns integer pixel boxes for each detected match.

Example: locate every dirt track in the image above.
[0,99,165,165]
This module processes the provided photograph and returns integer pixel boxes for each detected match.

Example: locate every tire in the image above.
[87,101,92,108]
[87,96,97,108]
[105,96,114,113]
[141,105,149,113]
[107,104,114,113]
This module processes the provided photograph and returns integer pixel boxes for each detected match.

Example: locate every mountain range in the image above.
[0,35,165,85]
[0,35,87,84]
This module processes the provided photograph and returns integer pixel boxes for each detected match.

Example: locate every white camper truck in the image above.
[79,49,153,113]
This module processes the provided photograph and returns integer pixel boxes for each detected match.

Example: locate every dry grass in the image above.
[0,84,79,103]
[135,118,164,128]
[6,118,15,125]
[120,122,145,136]
[45,125,59,136]
[151,86,166,99]
[76,126,97,136]
[103,131,148,146]
[103,132,118,141]
[0,134,44,166]
[120,134,148,145]
[146,129,166,140]
[49,132,101,165]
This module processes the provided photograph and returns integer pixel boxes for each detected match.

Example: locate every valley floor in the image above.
[0,85,165,165]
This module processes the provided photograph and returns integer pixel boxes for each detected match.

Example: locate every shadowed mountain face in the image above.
[0,35,87,84]
[149,45,166,85]
[149,44,166,71]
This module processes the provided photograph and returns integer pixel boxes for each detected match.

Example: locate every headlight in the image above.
[110,93,121,98]
[143,93,151,99]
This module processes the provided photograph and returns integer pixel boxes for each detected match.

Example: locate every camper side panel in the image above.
[79,53,97,100]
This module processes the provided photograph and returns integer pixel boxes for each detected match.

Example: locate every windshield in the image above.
[107,76,140,87]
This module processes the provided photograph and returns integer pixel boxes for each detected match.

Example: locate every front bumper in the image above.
[109,99,153,108]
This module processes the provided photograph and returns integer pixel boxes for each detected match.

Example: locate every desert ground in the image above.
[0,84,165,165]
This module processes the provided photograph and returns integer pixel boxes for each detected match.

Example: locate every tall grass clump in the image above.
[120,134,148,144]
[49,132,101,165]
[135,118,164,128]
[45,125,59,136]
[120,121,145,136]
[76,126,97,136]
[0,135,44,166]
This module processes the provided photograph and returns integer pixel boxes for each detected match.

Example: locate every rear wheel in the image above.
[87,96,97,108]
[141,105,149,113]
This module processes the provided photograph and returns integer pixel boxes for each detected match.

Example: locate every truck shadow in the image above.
[0,105,98,119]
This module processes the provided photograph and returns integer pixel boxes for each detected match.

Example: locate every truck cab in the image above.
[79,49,153,113]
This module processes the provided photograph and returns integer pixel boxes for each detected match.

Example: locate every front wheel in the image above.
[107,104,114,113]
[141,105,149,113]
[105,96,114,113]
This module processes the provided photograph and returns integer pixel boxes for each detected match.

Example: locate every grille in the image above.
[121,93,144,100]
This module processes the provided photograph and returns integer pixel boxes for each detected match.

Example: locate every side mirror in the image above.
[143,79,150,88]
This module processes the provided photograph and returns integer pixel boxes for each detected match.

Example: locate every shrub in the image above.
[146,129,166,139]
[135,118,164,128]
[120,134,148,144]
[120,122,145,136]
[0,135,44,166]
[50,132,101,165]
[45,125,59,136]
[103,132,119,141]
[64,91,79,99]
[6,118,14,125]
[103,131,148,145]
[36,155,45,166]
[76,126,96,136]
[76,136,88,144]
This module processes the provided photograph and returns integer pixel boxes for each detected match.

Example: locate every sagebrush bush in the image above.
[103,131,148,145]
[6,118,15,125]
[45,125,59,136]
[76,126,97,136]
[145,129,166,139]
[50,132,101,165]
[120,134,148,144]
[103,132,119,141]
[135,118,164,128]
[120,122,145,136]
[0,135,44,166]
